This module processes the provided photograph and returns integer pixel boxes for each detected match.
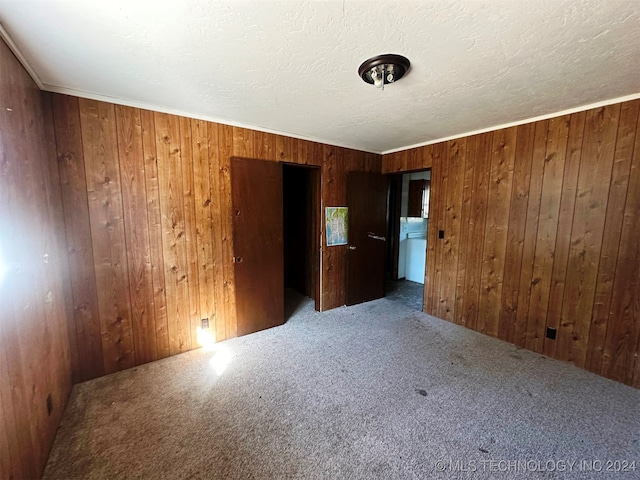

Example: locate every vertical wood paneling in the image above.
[382,99,639,387]
[308,142,324,167]
[217,124,237,340]
[424,147,439,313]
[433,144,448,318]
[276,134,293,162]
[140,109,170,359]
[52,95,105,379]
[192,119,216,336]
[51,94,382,384]
[207,123,225,340]
[586,100,639,373]
[440,139,465,322]
[297,139,309,165]
[543,111,586,357]
[498,123,535,342]
[179,117,201,349]
[396,150,409,172]
[254,131,277,162]
[1,66,38,478]
[232,127,254,158]
[601,104,640,385]
[321,145,347,310]
[406,148,421,171]
[558,104,620,367]
[526,116,569,352]
[459,134,492,330]
[453,139,476,325]
[1,38,73,479]
[513,120,547,347]
[155,113,191,354]
[79,99,135,373]
[477,128,516,336]
[52,89,637,388]
[0,358,14,475]
[43,92,79,384]
[116,105,158,364]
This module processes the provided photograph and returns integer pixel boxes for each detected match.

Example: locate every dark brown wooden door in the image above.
[231,157,284,336]
[346,171,388,306]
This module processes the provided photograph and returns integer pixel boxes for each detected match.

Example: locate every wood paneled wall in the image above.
[0,40,73,478]
[51,94,381,381]
[383,100,640,387]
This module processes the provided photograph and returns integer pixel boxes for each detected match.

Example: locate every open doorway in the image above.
[283,164,320,318]
[385,170,431,311]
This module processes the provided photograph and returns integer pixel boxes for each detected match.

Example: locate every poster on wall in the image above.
[325,207,348,246]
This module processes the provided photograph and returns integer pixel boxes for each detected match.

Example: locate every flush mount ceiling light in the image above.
[358,54,410,90]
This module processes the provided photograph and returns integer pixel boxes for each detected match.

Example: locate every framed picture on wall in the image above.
[325,207,348,246]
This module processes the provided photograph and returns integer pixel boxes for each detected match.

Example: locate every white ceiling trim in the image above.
[1,19,377,154]
[381,92,640,155]
[40,78,640,156]
[41,82,378,154]
[2,18,640,157]
[0,21,43,89]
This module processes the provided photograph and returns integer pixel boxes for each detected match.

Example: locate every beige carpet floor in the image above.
[44,294,639,479]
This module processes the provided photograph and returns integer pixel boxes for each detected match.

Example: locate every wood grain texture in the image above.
[382,100,640,387]
[601,102,640,386]
[207,122,225,340]
[52,95,105,380]
[543,111,586,358]
[513,121,547,347]
[498,123,535,343]
[441,139,465,322]
[155,113,191,355]
[192,119,216,338]
[51,95,382,380]
[0,38,73,479]
[477,128,516,337]
[433,143,448,318]
[140,109,170,360]
[453,139,476,325]
[459,134,492,330]
[558,104,619,368]
[586,100,639,374]
[526,116,569,353]
[179,117,201,350]
[216,124,236,340]
[423,149,439,313]
[321,146,346,310]
[116,105,158,365]
[43,92,79,385]
[50,92,637,387]
[79,99,136,373]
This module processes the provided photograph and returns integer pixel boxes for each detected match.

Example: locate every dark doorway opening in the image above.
[283,164,320,318]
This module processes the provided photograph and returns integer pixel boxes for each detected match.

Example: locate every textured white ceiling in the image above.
[1,1,639,153]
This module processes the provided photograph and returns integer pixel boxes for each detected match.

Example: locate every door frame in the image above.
[282,162,321,312]
[387,174,403,279]
[385,168,432,288]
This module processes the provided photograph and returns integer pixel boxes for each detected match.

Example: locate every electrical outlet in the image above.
[201,318,209,329]
[546,327,557,340]
[46,394,53,416]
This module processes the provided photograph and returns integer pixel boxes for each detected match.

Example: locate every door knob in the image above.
[349,245,357,250]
